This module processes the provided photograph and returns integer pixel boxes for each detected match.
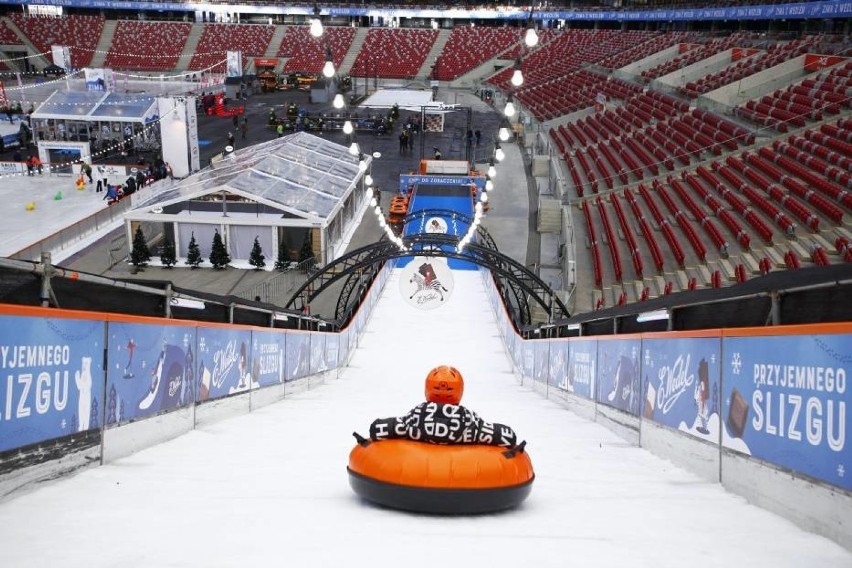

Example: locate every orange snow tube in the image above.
[347,435,534,514]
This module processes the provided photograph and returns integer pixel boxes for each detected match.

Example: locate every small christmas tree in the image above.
[186,233,203,269]
[130,225,151,268]
[298,232,314,268]
[209,230,231,269]
[249,236,266,270]
[274,236,290,270]
[159,236,177,268]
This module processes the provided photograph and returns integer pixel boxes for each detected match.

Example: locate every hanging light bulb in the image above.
[510,58,524,87]
[495,143,505,162]
[332,93,344,109]
[322,46,335,78]
[487,162,496,178]
[524,13,539,48]
[504,95,516,118]
[365,174,374,186]
[370,198,377,207]
[359,159,368,172]
[310,5,324,38]
[342,120,353,135]
[485,179,494,192]
[480,192,489,203]
[349,141,360,155]
[366,187,374,198]
[498,126,510,142]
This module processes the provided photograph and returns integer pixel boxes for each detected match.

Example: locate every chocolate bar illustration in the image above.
[727,387,749,438]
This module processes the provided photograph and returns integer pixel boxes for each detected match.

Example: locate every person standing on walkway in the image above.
[241,117,248,140]
[227,131,235,148]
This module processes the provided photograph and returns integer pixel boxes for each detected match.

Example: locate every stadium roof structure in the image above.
[124,131,370,266]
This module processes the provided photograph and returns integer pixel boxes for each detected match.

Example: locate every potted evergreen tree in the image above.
[298,233,314,272]
[249,236,266,270]
[130,225,151,268]
[159,236,176,268]
[185,233,203,268]
[209,230,231,269]
[274,236,290,271]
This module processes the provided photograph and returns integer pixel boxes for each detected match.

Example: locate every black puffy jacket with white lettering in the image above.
[369,401,517,448]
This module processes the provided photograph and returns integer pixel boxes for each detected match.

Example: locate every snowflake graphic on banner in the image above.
[644,349,651,367]
[839,465,846,478]
[731,352,742,375]
[199,336,207,353]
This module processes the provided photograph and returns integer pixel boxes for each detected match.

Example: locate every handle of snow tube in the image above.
[352,431,371,447]
[502,440,526,458]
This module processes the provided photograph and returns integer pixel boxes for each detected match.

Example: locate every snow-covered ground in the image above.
[0,270,849,567]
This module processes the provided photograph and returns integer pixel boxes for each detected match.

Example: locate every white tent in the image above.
[123,132,371,267]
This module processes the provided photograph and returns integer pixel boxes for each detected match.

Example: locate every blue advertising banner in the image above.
[286,332,311,382]
[722,333,851,491]
[325,333,339,373]
[548,340,568,390]
[338,328,350,367]
[565,338,596,399]
[0,316,105,452]
[522,342,534,380]
[310,333,327,375]
[0,0,845,21]
[251,330,286,388]
[643,337,721,443]
[597,339,641,415]
[106,322,195,424]
[197,327,253,401]
[399,175,486,194]
[533,341,549,385]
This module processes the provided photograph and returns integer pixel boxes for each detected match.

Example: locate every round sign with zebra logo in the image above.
[399,256,454,310]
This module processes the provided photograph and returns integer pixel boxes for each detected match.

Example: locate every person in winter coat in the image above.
[369,365,518,448]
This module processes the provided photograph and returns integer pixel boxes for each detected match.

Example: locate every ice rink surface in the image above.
[0,270,850,567]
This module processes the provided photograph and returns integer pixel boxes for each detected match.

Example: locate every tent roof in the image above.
[32,90,157,121]
[131,132,365,222]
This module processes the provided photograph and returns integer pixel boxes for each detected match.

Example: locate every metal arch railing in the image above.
[285,232,570,330]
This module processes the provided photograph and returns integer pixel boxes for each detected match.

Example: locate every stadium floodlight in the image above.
[310,4,324,38]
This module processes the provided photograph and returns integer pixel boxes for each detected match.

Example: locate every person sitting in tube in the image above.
[369,365,518,448]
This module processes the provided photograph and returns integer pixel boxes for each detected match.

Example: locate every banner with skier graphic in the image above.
[548,340,569,390]
[310,333,328,375]
[563,338,597,399]
[597,338,641,415]
[250,330,286,387]
[105,322,196,424]
[533,340,549,385]
[721,332,851,491]
[642,337,721,443]
[285,332,312,382]
[196,327,254,401]
[0,316,105,452]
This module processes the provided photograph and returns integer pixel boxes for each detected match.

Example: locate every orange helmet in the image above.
[425,365,464,405]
